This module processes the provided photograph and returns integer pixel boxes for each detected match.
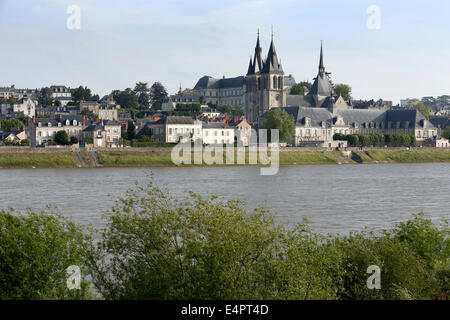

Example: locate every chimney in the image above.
[82,115,86,126]
[95,117,98,123]
[234,116,238,123]
[33,115,36,123]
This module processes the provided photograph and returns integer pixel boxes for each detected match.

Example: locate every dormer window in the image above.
[304,117,311,127]
[73,120,77,126]
[58,123,62,127]
[66,120,70,126]
[48,123,52,127]
[38,122,42,127]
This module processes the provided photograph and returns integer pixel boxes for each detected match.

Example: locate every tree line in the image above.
[0,179,448,300]
[334,133,417,147]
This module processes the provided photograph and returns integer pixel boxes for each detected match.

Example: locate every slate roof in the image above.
[306,42,335,99]
[35,115,83,127]
[202,122,227,129]
[194,76,245,90]
[429,117,450,129]
[262,106,436,130]
[156,116,195,125]
[83,123,103,132]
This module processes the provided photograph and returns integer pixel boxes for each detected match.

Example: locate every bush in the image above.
[339,134,416,147]
[85,179,450,300]
[0,209,92,299]
[86,181,343,300]
[1,180,448,300]
[55,130,70,146]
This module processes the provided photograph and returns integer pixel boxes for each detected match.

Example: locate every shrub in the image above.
[86,181,343,300]
[0,209,92,299]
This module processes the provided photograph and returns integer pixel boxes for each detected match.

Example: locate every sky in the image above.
[1,0,450,104]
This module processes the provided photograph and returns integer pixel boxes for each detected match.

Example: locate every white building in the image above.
[13,98,36,118]
[202,122,234,145]
[145,116,202,143]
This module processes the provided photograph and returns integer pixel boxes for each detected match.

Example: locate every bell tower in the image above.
[245,28,285,124]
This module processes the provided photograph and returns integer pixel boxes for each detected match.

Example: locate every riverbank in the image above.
[1,147,450,168]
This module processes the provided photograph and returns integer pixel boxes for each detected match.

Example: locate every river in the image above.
[1,163,449,234]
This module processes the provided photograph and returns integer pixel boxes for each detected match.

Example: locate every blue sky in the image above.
[1,0,450,104]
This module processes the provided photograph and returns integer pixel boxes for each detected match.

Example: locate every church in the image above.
[194,31,439,145]
[246,34,438,146]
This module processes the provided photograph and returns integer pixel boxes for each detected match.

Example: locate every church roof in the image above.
[308,42,334,97]
[194,76,245,90]
[261,106,436,130]
[261,39,283,74]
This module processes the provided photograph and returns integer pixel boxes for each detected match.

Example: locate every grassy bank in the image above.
[0,152,77,168]
[97,150,339,167]
[1,149,450,168]
[360,149,450,163]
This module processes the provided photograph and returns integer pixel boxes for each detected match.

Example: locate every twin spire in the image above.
[247,28,283,75]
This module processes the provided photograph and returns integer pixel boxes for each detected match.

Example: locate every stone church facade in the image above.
[245,33,286,124]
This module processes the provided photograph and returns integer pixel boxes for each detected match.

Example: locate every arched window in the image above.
[273,76,277,89]
[257,78,261,90]
[278,76,283,89]
[66,120,70,126]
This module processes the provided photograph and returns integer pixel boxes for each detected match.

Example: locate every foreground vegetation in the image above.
[0,179,448,300]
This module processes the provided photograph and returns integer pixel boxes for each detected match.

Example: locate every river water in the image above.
[1,163,449,234]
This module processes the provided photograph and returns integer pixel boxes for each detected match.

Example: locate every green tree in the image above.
[408,99,432,119]
[149,82,168,109]
[442,127,450,140]
[0,209,91,299]
[38,87,54,107]
[86,180,342,300]
[127,120,136,141]
[334,84,352,101]
[216,105,233,114]
[263,108,295,143]
[71,86,98,103]
[134,82,150,109]
[1,119,25,131]
[112,88,139,109]
[232,105,244,117]
[81,108,98,120]
[55,130,70,145]
[289,81,312,95]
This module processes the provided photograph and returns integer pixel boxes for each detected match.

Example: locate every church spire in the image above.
[247,56,254,75]
[262,28,282,73]
[251,29,263,73]
[319,41,325,74]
